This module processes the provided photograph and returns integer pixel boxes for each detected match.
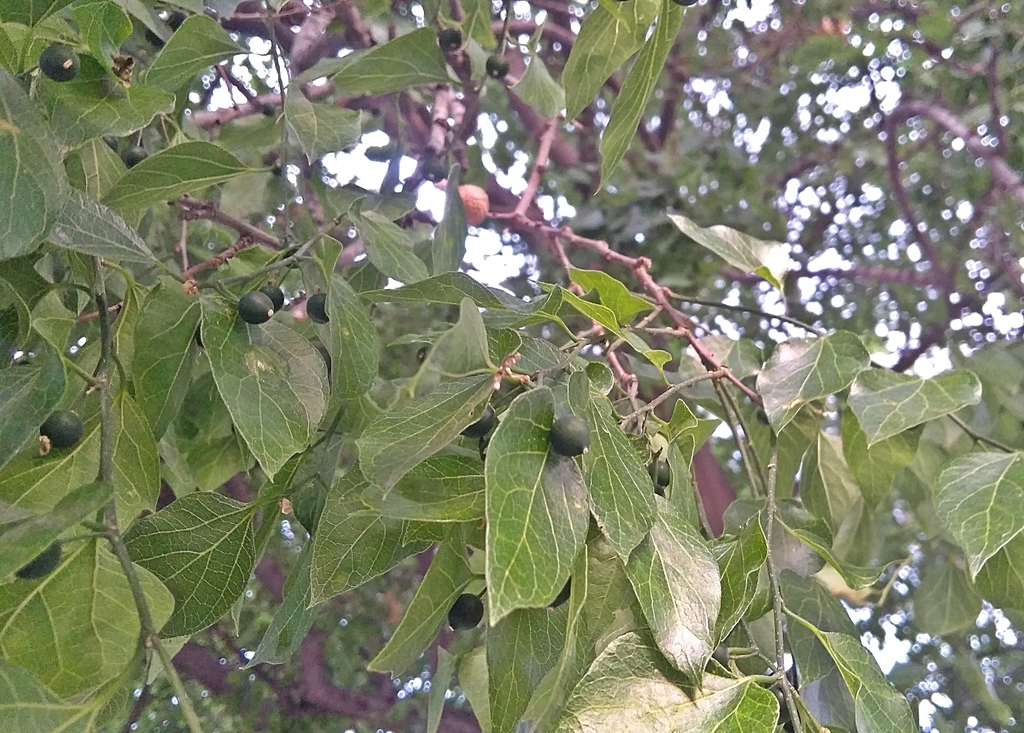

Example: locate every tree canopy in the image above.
[0,1,1022,733]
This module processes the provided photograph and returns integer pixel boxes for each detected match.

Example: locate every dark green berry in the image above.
[167,11,187,30]
[549,415,590,457]
[648,458,670,488]
[485,55,510,80]
[261,103,277,117]
[238,291,275,324]
[416,345,429,363]
[306,293,329,324]
[549,579,571,608]
[422,155,448,183]
[15,542,62,579]
[259,284,285,313]
[40,410,84,450]
[39,44,79,82]
[712,644,729,666]
[448,593,484,630]
[438,27,462,53]
[122,146,148,168]
[672,0,700,5]
[462,405,496,439]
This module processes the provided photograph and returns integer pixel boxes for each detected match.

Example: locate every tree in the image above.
[0,0,1022,732]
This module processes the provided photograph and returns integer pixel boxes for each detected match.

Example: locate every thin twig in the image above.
[668,292,825,336]
[183,235,255,279]
[514,117,558,217]
[713,379,765,497]
[267,8,291,244]
[178,196,282,250]
[949,413,1015,453]
[619,368,727,425]
[178,219,189,272]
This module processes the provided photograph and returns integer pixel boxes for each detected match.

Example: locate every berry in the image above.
[122,146,148,168]
[259,284,285,313]
[458,184,490,226]
[485,54,510,80]
[39,44,79,82]
[40,410,84,450]
[306,293,329,324]
[416,345,429,363]
[549,579,571,608]
[712,644,729,666]
[549,415,590,457]
[15,542,62,579]
[672,0,700,5]
[261,103,277,117]
[438,27,462,53]
[448,593,484,630]
[462,405,496,439]
[238,291,275,324]
[422,156,448,183]
[648,457,670,488]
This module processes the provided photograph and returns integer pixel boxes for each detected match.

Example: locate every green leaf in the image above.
[848,368,982,445]
[1,0,75,25]
[357,375,494,489]
[332,27,450,95]
[201,294,328,478]
[362,271,536,313]
[756,331,868,431]
[0,481,111,580]
[460,646,491,732]
[142,14,245,91]
[624,499,720,684]
[368,541,473,675]
[0,539,173,696]
[485,387,589,624]
[555,633,778,733]
[111,392,160,524]
[975,532,1024,612]
[284,92,361,161]
[914,554,982,636]
[512,31,565,120]
[246,544,316,666]
[780,570,859,686]
[581,395,657,559]
[668,214,790,291]
[0,69,66,260]
[65,136,126,200]
[801,432,861,533]
[50,187,156,263]
[714,516,767,642]
[37,56,175,149]
[569,267,652,324]
[562,0,659,120]
[324,273,379,399]
[132,280,201,439]
[933,452,1024,577]
[310,465,429,603]
[104,141,249,213]
[488,606,568,733]
[30,289,75,352]
[600,1,682,184]
[364,453,485,522]
[124,491,257,636]
[427,648,458,733]
[840,406,919,506]
[432,165,467,275]
[461,0,495,49]
[73,0,132,66]
[354,210,430,284]
[0,658,113,731]
[411,297,493,397]
[0,341,65,470]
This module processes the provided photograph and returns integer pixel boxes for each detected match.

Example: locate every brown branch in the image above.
[178,196,282,250]
[514,117,558,217]
[190,83,333,130]
[183,235,255,279]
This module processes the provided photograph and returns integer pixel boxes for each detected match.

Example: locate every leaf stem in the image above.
[667,291,826,336]
[949,413,1015,453]
[618,367,727,427]
[713,379,766,496]
[92,259,205,733]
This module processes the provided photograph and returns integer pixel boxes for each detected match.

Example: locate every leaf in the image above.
[0,658,110,731]
[124,491,256,636]
[933,452,1024,577]
[779,570,859,686]
[104,141,249,213]
[73,0,132,66]
[801,432,861,533]
[201,294,328,478]
[364,453,485,522]
[324,273,379,399]
[914,555,982,636]
[65,137,127,200]
[111,392,160,524]
[0,70,66,260]
[310,465,429,604]
[562,0,660,120]
[132,280,202,439]
[569,267,653,324]
[512,31,565,119]
[368,541,473,675]
[459,646,491,732]
[142,14,245,91]
[485,387,589,624]
[0,342,65,470]
[427,648,458,733]
[285,92,361,161]
[332,27,451,95]
[49,187,156,263]
[412,297,493,397]
[0,539,173,696]
[756,331,868,431]
[975,532,1024,612]
[247,545,316,666]
[624,499,720,684]
[461,0,495,48]
[357,375,494,489]
[848,368,982,446]
[2,0,75,25]
[487,606,568,733]
[600,2,682,184]
[362,271,536,313]
[840,406,919,506]
[555,633,778,733]
[668,214,790,291]
[581,395,657,559]
[432,165,467,275]
[714,516,767,643]
[0,481,112,580]
[37,56,175,149]
[354,210,430,284]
